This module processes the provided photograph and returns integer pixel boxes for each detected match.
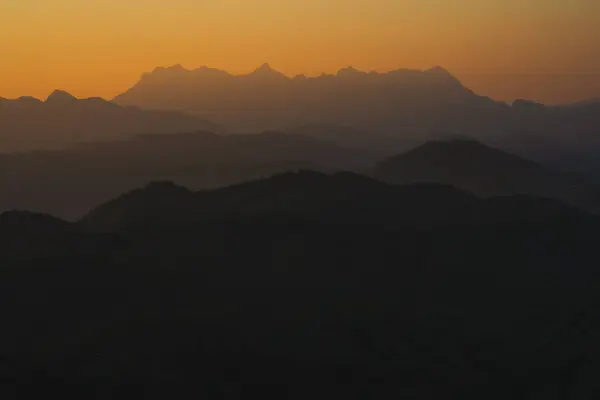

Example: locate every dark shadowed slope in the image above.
[1,173,599,395]
[0,131,371,219]
[0,91,219,152]
[372,139,600,213]
[82,170,588,232]
[0,211,114,262]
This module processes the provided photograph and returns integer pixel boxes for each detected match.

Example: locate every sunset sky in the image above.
[1,0,599,104]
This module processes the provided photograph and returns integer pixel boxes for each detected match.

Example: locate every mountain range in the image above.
[2,134,600,220]
[114,64,502,136]
[114,64,600,172]
[2,64,600,395]
[0,90,218,152]
[3,65,600,175]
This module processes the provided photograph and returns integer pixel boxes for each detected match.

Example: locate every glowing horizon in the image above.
[2,0,599,104]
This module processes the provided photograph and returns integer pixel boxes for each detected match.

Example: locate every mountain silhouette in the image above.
[82,170,588,232]
[45,90,78,106]
[372,139,600,213]
[114,64,503,136]
[113,64,600,172]
[0,210,103,261]
[336,66,367,79]
[4,133,600,220]
[247,63,289,80]
[0,210,71,232]
[0,91,219,152]
[1,170,600,394]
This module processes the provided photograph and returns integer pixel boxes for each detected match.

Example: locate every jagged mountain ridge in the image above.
[114,64,505,135]
[114,64,600,172]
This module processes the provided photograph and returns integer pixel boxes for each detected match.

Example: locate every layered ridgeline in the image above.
[114,64,600,171]
[114,64,504,137]
[2,136,600,220]
[0,90,219,152]
[0,131,371,219]
[1,171,600,395]
[80,170,588,232]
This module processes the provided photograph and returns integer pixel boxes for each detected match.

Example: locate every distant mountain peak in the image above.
[193,66,230,75]
[15,96,43,106]
[337,66,367,78]
[374,138,540,185]
[249,63,288,79]
[257,63,274,71]
[426,66,452,75]
[161,64,187,72]
[424,66,462,85]
[46,90,77,104]
[151,64,189,75]
[512,99,545,109]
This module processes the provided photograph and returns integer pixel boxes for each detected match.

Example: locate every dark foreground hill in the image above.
[373,139,600,213]
[1,171,600,398]
[0,91,219,152]
[81,170,587,231]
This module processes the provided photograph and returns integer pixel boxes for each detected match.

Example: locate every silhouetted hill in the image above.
[372,139,600,213]
[82,170,588,232]
[1,171,600,395]
[80,181,195,231]
[4,134,597,220]
[0,210,71,233]
[0,131,371,219]
[0,91,219,152]
[0,211,115,262]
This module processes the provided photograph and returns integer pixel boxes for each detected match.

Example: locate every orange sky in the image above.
[1,0,599,104]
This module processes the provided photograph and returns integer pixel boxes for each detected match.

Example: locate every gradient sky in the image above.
[1,0,599,104]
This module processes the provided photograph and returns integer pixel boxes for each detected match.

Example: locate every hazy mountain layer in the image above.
[0,91,219,152]
[114,64,506,136]
[3,135,600,219]
[0,131,372,219]
[372,139,600,213]
[114,64,600,171]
